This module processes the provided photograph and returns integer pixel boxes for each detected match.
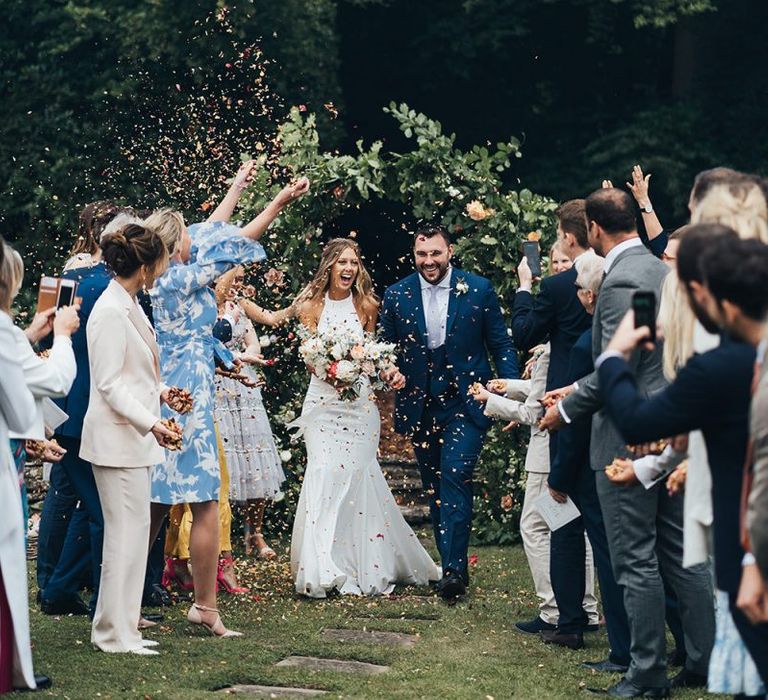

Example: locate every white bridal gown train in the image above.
[290,293,440,598]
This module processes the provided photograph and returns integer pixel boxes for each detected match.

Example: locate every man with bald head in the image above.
[540,188,714,698]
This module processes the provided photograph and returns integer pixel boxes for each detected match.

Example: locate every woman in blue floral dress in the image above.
[145,162,309,637]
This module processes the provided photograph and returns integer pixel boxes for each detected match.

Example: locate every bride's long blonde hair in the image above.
[297,238,378,307]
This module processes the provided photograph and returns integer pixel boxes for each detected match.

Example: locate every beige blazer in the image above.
[484,344,550,474]
[80,280,166,468]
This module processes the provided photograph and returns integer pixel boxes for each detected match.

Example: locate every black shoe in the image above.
[140,612,164,623]
[515,616,557,635]
[587,679,669,697]
[585,623,600,632]
[540,628,584,650]
[666,648,686,667]
[40,597,88,616]
[142,584,172,608]
[669,668,707,689]
[438,574,465,600]
[15,674,52,692]
[582,659,629,674]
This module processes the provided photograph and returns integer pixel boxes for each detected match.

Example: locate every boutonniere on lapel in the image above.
[455,277,469,296]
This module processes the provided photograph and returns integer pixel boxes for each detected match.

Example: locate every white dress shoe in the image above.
[128,646,159,656]
[140,639,159,648]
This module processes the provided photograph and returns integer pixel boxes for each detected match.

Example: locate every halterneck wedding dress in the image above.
[289,292,440,598]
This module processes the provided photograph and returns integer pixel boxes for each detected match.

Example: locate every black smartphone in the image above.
[522,241,542,277]
[632,291,656,343]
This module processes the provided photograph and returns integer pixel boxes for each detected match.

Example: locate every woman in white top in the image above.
[0,238,40,692]
[80,224,176,655]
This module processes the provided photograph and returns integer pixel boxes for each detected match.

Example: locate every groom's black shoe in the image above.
[438,574,465,600]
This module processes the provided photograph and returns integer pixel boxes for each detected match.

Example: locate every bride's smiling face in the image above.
[329,247,360,293]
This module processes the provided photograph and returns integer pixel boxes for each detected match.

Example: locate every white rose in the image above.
[280,450,292,463]
[334,359,357,383]
[259,335,271,348]
[330,343,345,360]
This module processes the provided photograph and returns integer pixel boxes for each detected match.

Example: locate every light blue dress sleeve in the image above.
[160,221,267,296]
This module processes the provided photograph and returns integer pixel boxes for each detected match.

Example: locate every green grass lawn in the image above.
[21,536,721,700]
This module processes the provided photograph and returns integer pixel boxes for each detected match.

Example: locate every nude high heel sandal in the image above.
[187,603,242,638]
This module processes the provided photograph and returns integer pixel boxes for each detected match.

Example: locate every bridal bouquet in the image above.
[298,325,398,400]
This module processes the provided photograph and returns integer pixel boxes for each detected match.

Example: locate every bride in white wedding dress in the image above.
[289,238,440,598]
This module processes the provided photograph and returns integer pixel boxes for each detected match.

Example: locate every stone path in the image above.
[275,656,390,675]
[224,617,426,694]
[222,685,327,697]
[321,628,419,647]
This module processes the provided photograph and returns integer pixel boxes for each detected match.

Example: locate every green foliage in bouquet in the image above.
[237,103,557,545]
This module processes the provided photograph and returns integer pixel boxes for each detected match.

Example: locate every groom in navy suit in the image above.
[380,225,519,599]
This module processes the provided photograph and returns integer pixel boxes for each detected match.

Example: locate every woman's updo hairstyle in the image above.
[101,223,169,283]
[143,208,186,257]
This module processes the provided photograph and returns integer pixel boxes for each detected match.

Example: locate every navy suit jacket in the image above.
[380,268,519,434]
[548,328,593,494]
[53,262,113,439]
[598,337,755,594]
[511,265,591,391]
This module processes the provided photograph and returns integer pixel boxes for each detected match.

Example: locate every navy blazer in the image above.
[548,328,593,494]
[512,265,591,391]
[53,262,113,439]
[598,337,755,594]
[380,268,519,433]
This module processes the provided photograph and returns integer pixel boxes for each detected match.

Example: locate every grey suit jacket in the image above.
[560,244,669,471]
[748,347,768,581]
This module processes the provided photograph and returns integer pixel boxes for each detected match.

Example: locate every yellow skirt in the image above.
[164,423,232,558]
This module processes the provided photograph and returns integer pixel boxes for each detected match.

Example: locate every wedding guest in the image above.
[79,224,174,655]
[62,201,122,272]
[471,343,600,638]
[39,202,125,614]
[604,165,668,257]
[0,237,49,693]
[549,243,573,274]
[214,265,293,558]
[539,253,632,668]
[541,188,714,698]
[145,162,308,636]
[0,241,79,544]
[511,199,591,627]
[597,225,767,690]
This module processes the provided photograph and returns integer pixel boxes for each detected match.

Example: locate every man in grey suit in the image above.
[540,188,714,698]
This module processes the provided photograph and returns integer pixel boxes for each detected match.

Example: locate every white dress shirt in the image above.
[602,236,643,274]
[419,266,452,349]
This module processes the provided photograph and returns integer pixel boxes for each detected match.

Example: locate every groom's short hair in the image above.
[414,224,451,247]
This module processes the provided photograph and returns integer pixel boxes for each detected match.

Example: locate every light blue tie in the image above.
[426,285,442,350]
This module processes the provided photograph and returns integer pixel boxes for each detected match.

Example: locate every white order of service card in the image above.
[532,490,581,531]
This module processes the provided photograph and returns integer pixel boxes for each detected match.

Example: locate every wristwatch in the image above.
[642,202,654,214]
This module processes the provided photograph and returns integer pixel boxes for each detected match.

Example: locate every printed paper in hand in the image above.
[42,398,68,432]
[532,490,581,531]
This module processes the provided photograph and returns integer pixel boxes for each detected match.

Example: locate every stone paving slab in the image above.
[222,685,328,697]
[275,656,390,675]
[321,628,419,647]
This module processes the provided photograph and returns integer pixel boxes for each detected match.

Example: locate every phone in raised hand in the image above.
[522,241,542,277]
[632,291,656,343]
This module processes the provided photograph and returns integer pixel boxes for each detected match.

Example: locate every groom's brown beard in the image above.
[416,259,450,284]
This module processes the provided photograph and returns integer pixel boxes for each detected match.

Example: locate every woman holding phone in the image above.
[79,223,176,655]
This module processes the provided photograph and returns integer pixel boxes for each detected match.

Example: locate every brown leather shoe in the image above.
[540,628,584,649]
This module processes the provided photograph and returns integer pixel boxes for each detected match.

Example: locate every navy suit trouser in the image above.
[42,436,103,616]
[550,459,631,664]
[36,461,84,592]
[412,396,486,584]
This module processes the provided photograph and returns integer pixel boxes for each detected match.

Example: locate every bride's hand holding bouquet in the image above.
[298,325,399,401]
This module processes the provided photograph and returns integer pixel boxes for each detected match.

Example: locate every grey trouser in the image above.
[596,470,715,688]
